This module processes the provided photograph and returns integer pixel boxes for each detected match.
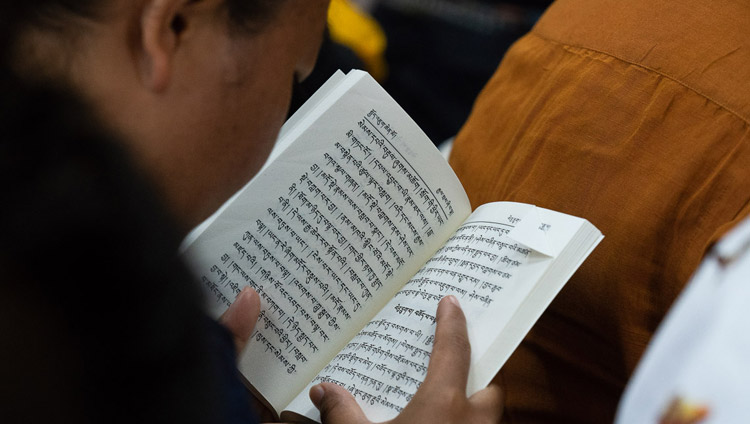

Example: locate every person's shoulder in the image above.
[616,214,750,424]
[532,0,750,121]
[0,68,221,423]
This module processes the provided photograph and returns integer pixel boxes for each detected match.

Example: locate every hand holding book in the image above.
[220,287,262,355]
[220,287,503,423]
[309,296,504,424]
[183,70,602,422]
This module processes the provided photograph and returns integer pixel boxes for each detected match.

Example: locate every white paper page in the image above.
[286,202,596,422]
[183,70,470,413]
[272,69,347,162]
[470,204,601,391]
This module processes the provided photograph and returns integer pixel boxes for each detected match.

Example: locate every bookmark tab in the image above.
[507,206,557,257]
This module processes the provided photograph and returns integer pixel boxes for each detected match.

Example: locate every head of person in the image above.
[4,0,330,232]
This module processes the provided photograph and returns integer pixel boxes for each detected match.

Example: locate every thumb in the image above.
[219,286,260,354]
[310,383,370,424]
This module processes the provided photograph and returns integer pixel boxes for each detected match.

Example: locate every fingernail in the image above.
[226,287,252,317]
[310,384,325,408]
[238,286,251,298]
[445,295,460,308]
[241,286,259,303]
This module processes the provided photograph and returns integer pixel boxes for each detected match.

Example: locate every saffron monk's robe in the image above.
[449,0,750,422]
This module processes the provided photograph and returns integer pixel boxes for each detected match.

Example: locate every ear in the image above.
[139,0,189,92]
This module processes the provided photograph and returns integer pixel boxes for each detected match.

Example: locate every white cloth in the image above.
[616,217,750,423]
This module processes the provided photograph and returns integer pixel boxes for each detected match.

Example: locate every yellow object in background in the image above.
[327,0,388,81]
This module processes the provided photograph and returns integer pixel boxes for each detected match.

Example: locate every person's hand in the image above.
[220,286,261,355]
[219,287,278,422]
[308,295,504,424]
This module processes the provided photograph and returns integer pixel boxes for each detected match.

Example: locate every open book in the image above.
[183,70,603,423]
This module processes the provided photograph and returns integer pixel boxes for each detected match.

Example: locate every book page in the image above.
[285,202,595,422]
[183,71,470,414]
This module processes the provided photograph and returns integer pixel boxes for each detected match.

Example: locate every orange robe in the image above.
[448,0,750,422]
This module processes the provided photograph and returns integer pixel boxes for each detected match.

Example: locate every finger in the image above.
[422,295,470,392]
[310,383,370,424]
[219,286,261,354]
[468,383,504,422]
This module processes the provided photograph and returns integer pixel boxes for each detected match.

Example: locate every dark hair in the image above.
[6,0,284,29]
[0,2,279,422]
[225,0,286,30]
[0,0,285,65]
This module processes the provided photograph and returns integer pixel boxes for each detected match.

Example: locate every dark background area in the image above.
[292,0,552,145]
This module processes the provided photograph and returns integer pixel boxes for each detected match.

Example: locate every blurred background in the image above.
[291,0,552,147]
